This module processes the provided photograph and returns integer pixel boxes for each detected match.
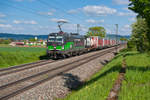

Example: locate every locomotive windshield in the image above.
[48,36,63,43]
[49,36,55,42]
[56,36,63,42]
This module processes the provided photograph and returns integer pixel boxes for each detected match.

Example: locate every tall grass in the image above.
[118,52,150,100]
[60,55,123,100]
[60,50,150,100]
[0,47,46,68]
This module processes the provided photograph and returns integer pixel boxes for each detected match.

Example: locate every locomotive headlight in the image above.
[62,46,64,49]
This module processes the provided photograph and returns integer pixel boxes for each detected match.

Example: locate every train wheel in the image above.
[65,54,69,58]
[62,54,66,59]
[70,52,73,57]
[53,54,58,60]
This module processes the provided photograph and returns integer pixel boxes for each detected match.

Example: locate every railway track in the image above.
[0,46,116,77]
[0,45,122,100]
[0,46,118,87]
[0,60,55,77]
[0,45,125,100]
[0,45,121,77]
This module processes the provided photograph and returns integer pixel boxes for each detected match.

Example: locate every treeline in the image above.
[0,39,13,44]
[128,0,150,52]
[0,38,40,44]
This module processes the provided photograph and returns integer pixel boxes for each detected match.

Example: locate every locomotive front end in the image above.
[47,33,64,59]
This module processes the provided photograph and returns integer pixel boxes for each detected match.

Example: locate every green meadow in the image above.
[60,53,123,100]
[60,51,150,100]
[0,47,46,68]
[118,51,150,100]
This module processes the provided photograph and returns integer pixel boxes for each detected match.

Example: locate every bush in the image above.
[127,40,136,51]
[0,39,12,44]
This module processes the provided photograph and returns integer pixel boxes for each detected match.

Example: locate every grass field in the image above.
[118,51,150,100]
[60,54,123,100]
[0,44,11,47]
[60,50,150,100]
[0,47,46,68]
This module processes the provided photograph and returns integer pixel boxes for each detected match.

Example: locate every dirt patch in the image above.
[107,57,126,100]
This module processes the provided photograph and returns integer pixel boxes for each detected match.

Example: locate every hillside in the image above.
[0,33,48,40]
[0,33,130,40]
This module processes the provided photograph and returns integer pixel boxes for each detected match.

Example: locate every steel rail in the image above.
[0,45,122,100]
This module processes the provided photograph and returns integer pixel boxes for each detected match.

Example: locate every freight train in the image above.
[47,31,120,59]
[46,21,123,59]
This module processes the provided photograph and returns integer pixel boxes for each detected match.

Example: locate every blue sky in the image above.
[0,0,137,36]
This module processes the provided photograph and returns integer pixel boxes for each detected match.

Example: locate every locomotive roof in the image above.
[48,32,84,38]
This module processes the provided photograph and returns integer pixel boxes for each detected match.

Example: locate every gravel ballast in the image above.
[0,47,116,87]
[7,45,125,100]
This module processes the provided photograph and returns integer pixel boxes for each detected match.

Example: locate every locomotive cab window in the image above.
[48,36,55,42]
[56,36,63,43]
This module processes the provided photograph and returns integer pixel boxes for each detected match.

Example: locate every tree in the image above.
[86,26,106,38]
[29,38,36,42]
[129,0,150,49]
[0,39,12,44]
[129,18,149,52]
[129,0,150,25]
[120,38,127,41]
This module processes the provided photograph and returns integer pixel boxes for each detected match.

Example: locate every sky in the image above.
[0,0,137,36]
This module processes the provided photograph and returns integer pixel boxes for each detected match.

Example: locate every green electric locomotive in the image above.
[47,32,85,59]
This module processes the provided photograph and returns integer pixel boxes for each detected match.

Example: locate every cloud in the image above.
[120,24,132,35]
[122,7,129,11]
[0,24,24,31]
[39,11,54,16]
[129,17,136,22]
[86,19,104,24]
[39,9,55,16]
[39,12,53,16]
[67,5,117,16]
[82,5,117,16]
[50,18,69,23]
[13,20,21,24]
[124,24,131,29]
[47,12,53,16]
[67,9,80,14]
[13,20,37,24]
[117,12,137,16]
[112,0,129,5]
[0,24,12,28]
[25,20,37,24]
[0,13,6,17]
[24,20,37,24]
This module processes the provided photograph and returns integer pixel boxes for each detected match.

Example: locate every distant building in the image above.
[24,39,47,47]
[9,42,24,46]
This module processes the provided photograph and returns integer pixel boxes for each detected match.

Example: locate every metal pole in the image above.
[115,24,118,53]
[77,24,80,34]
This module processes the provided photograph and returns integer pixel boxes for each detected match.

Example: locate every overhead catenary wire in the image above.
[0,0,80,25]
[37,0,85,22]
[1,1,54,19]
[0,1,63,34]
[2,0,85,25]
[1,1,73,26]
[1,0,90,34]
[51,0,86,21]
